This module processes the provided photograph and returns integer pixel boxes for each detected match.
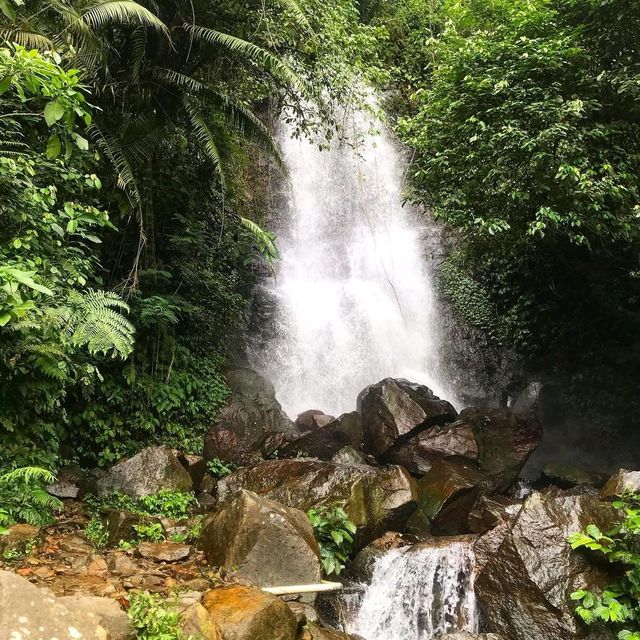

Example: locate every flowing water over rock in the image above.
[350,542,478,640]
[249,111,455,417]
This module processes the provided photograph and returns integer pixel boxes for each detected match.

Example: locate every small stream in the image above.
[346,541,478,640]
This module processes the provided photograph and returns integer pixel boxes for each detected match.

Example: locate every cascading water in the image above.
[249,109,455,417]
[349,542,478,640]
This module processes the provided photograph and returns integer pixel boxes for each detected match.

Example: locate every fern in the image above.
[240,217,280,263]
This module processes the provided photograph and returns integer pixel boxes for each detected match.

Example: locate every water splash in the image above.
[249,110,455,417]
[350,542,478,640]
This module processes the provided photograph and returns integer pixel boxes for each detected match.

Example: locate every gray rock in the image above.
[296,410,335,430]
[218,459,417,548]
[97,446,192,498]
[0,570,109,639]
[58,595,134,639]
[601,468,640,498]
[476,489,620,640]
[358,378,458,458]
[331,446,366,465]
[138,541,192,563]
[542,462,608,490]
[101,508,163,547]
[203,367,297,466]
[199,489,321,587]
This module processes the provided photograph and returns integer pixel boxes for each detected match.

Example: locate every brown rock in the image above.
[302,621,361,639]
[58,595,134,640]
[296,409,335,430]
[541,463,608,490]
[138,541,192,563]
[101,509,163,547]
[108,552,138,576]
[358,378,458,458]
[601,468,640,498]
[200,489,321,587]
[180,603,223,640]
[0,523,41,555]
[218,459,417,548]
[202,585,298,640]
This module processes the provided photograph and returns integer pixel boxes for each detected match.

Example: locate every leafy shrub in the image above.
[133,522,165,543]
[206,458,235,478]
[0,467,62,533]
[84,514,109,549]
[307,506,357,576]
[128,591,190,640]
[568,493,640,638]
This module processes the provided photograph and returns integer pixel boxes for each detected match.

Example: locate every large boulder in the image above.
[0,570,110,639]
[203,367,297,466]
[601,468,640,498]
[199,489,322,587]
[296,410,335,430]
[383,421,478,475]
[406,458,492,535]
[476,489,620,640]
[459,407,542,491]
[97,446,192,498]
[541,463,607,490]
[58,595,134,640]
[218,459,417,548]
[281,412,363,460]
[202,585,298,640]
[358,378,458,458]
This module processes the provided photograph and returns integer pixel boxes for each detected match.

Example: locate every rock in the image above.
[512,381,544,414]
[0,523,41,555]
[383,421,478,475]
[101,508,163,547]
[203,367,297,467]
[197,491,218,511]
[218,459,417,548]
[358,378,458,458]
[351,532,413,582]
[108,552,138,576]
[0,570,109,639]
[58,595,134,640]
[181,454,208,489]
[473,520,512,575]
[97,446,192,498]
[435,634,504,640]
[541,463,608,490]
[138,541,192,562]
[406,458,492,535]
[180,603,223,640]
[47,465,94,499]
[467,495,522,534]
[287,601,318,627]
[199,489,321,587]
[301,621,361,640]
[331,446,366,465]
[459,407,542,491]
[202,585,298,640]
[476,489,620,640]
[601,468,640,498]
[296,410,335,430]
[282,413,363,461]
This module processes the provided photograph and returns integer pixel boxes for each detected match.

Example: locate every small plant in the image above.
[2,538,37,561]
[307,505,357,576]
[138,491,195,520]
[206,458,235,478]
[84,513,108,548]
[0,467,63,533]
[133,522,166,543]
[568,492,640,639]
[128,591,192,640]
[169,516,203,544]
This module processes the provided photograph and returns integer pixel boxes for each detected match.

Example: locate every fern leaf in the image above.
[81,0,169,37]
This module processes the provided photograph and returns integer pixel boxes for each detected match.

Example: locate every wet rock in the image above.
[138,541,192,563]
[218,459,417,548]
[541,463,608,490]
[101,508,163,547]
[0,523,42,555]
[200,489,321,586]
[473,520,512,575]
[331,446,366,465]
[203,367,297,466]
[180,603,223,639]
[467,495,522,534]
[0,570,109,639]
[301,621,362,639]
[358,378,458,458]
[202,584,298,640]
[97,446,192,498]
[296,409,335,430]
[281,412,363,460]
[476,489,620,640]
[58,595,134,639]
[383,422,478,475]
[406,458,492,535]
[459,407,542,491]
[601,468,640,498]
[287,601,318,628]
[351,532,413,582]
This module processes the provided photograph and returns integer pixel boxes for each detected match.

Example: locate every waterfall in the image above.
[249,109,455,417]
[349,542,478,640]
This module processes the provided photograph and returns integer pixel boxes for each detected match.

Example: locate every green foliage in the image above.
[84,513,108,548]
[568,493,640,638]
[128,591,190,640]
[307,505,357,576]
[133,522,165,543]
[0,467,62,532]
[88,490,195,520]
[206,458,235,479]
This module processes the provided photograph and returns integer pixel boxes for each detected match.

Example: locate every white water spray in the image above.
[249,110,453,417]
[350,542,478,640]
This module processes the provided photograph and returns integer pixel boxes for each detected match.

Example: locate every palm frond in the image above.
[241,217,280,262]
[81,0,169,37]
[272,0,311,30]
[0,29,54,50]
[129,26,147,81]
[184,24,309,97]
[184,98,226,191]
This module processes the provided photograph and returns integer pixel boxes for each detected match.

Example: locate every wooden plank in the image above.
[262,581,343,595]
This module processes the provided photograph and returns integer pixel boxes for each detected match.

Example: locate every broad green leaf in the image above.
[44,101,65,127]
[46,134,62,159]
[0,75,12,95]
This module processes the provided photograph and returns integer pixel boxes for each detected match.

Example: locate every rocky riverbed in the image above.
[1,368,636,640]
